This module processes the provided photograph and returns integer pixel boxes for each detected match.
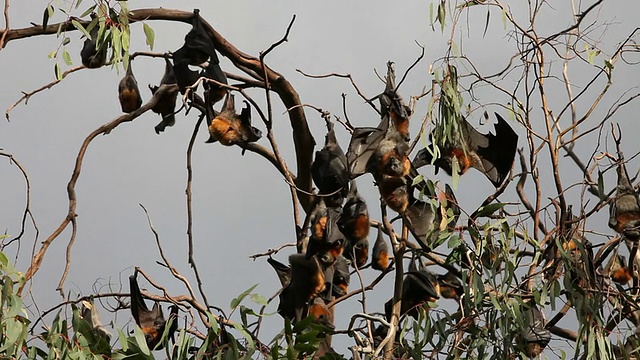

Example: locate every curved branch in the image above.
[17,84,179,296]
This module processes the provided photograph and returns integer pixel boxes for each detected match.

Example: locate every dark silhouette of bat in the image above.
[267,257,291,287]
[311,120,350,208]
[206,93,261,146]
[80,297,111,342]
[129,274,178,350]
[330,255,350,297]
[80,16,107,68]
[345,238,368,269]
[149,55,178,134]
[519,303,551,357]
[413,113,518,187]
[172,9,228,104]
[371,224,389,271]
[118,61,142,113]
[278,254,327,323]
[609,155,640,240]
[605,254,632,285]
[307,200,345,263]
[337,181,370,243]
[384,264,440,320]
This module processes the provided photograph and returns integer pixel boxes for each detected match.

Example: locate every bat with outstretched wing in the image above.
[414,113,518,187]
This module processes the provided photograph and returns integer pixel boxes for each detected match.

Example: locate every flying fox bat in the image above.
[331,255,351,297]
[129,274,178,350]
[307,201,345,261]
[604,253,632,285]
[519,303,551,358]
[345,237,369,269]
[80,16,107,68]
[371,225,390,271]
[384,265,440,320]
[278,254,327,322]
[149,55,178,134]
[172,9,228,104]
[118,61,142,113]
[337,181,370,242]
[206,93,261,146]
[346,62,411,179]
[414,113,518,187]
[311,120,350,208]
[609,155,640,240]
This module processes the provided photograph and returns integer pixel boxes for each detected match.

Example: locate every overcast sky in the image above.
[1,0,639,357]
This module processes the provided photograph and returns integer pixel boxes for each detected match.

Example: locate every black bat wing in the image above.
[129,274,151,328]
[405,270,440,301]
[346,125,386,179]
[311,127,350,205]
[184,9,219,65]
[267,257,291,287]
[403,197,436,249]
[172,46,201,94]
[469,113,518,187]
[523,304,551,345]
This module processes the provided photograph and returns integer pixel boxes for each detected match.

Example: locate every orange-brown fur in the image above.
[308,301,333,327]
[378,177,409,213]
[209,116,242,146]
[372,249,389,271]
[354,241,369,268]
[390,111,410,138]
[350,214,370,240]
[450,148,472,174]
[379,151,411,177]
[611,267,633,284]
[119,88,140,113]
[313,216,328,241]
[613,212,640,233]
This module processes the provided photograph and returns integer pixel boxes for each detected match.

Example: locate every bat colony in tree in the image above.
[82,7,525,356]
[75,6,640,360]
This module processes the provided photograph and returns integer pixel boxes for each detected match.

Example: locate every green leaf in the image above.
[121,28,130,52]
[117,329,129,352]
[54,63,62,80]
[475,202,505,217]
[230,284,258,309]
[437,1,446,32]
[62,49,72,66]
[250,293,268,306]
[71,20,90,39]
[80,5,96,18]
[143,23,155,51]
[133,326,151,355]
[42,5,54,29]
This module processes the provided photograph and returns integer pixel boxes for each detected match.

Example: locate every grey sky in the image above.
[1,0,639,358]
